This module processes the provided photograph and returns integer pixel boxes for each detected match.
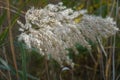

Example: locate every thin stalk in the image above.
[109,0,116,16]
[116,74,120,80]
[19,43,27,80]
[45,57,50,80]
[100,0,102,16]
[105,50,112,80]
[0,1,25,15]
[92,53,99,80]
[0,4,11,80]
[106,0,115,79]
[2,46,12,80]
[59,71,62,80]
[0,70,9,80]
[112,0,118,80]
[86,0,90,9]
[6,0,19,79]
[97,37,107,58]
[88,50,97,64]
[97,46,105,80]
[112,24,116,80]
[107,0,109,15]
[71,69,74,80]
[0,6,24,17]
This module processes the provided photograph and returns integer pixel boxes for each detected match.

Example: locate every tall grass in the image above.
[0,0,120,80]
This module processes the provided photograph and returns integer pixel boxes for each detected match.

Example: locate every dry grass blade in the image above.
[2,46,12,80]
[6,0,19,79]
[0,70,9,80]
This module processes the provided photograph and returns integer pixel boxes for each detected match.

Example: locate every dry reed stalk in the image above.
[105,51,112,80]
[97,46,105,80]
[6,0,19,79]
[92,53,99,80]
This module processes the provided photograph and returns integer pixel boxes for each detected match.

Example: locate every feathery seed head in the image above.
[17,2,119,67]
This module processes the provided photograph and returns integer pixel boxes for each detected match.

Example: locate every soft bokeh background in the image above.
[0,0,120,80]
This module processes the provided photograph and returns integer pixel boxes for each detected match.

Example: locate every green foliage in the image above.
[19,42,27,80]
[0,11,8,46]
[0,57,11,71]
[75,43,88,53]
[0,11,6,27]
[0,56,39,80]
[93,0,100,4]
[0,27,8,46]
[62,0,80,8]
[94,4,108,17]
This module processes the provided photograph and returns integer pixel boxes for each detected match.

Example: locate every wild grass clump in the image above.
[17,2,119,67]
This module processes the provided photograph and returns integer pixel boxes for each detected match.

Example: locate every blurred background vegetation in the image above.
[0,0,120,80]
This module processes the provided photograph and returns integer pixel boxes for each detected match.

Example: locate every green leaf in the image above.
[0,57,10,71]
[75,43,88,53]
[0,11,6,28]
[19,42,27,80]
[94,4,108,17]
[0,27,9,46]
[93,0,100,4]
[0,63,39,80]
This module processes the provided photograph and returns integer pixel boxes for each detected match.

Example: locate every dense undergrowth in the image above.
[0,0,120,80]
